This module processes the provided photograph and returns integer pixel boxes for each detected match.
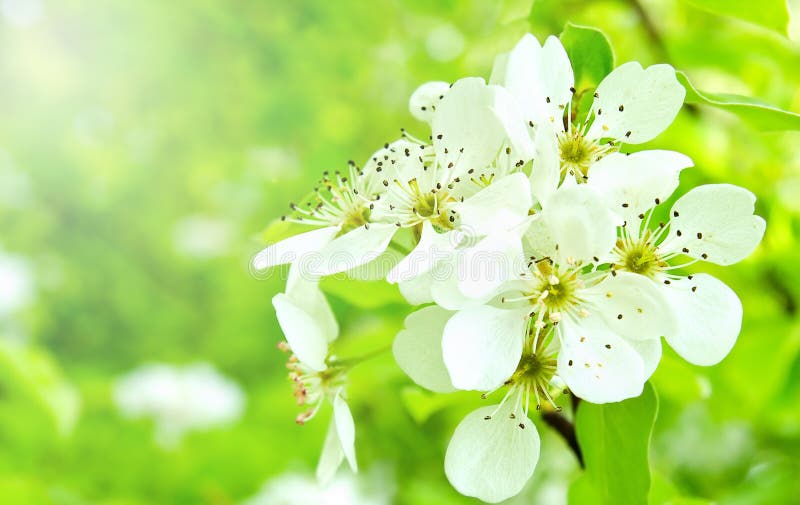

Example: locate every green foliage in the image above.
[569,383,658,505]
[0,0,799,503]
[559,22,615,90]
[682,0,790,35]
[0,342,80,438]
[678,71,800,131]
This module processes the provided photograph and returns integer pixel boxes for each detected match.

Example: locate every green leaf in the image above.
[559,23,615,91]
[400,387,477,424]
[569,383,659,505]
[682,0,789,35]
[0,341,81,437]
[678,71,800,131]
[320,276,405,308]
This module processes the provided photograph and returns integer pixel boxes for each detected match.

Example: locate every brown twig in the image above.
[542,402,584,467]
[626,0,699,115]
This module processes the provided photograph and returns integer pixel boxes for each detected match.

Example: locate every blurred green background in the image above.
[0,0,799,503]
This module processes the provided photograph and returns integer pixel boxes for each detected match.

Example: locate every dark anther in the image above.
[618,105,624,111]
[617,314,623,319]
[625,131,632,138]
[697,232,703,239]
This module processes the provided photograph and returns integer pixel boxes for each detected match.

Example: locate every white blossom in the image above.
[273,269,357,484]
[113,362,245,448]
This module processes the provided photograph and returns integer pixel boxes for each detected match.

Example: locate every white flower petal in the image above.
[489,52,509,86]
[432,77,507,174]
[313,223,397,276]
[316,418,344,485]
[387,221,453,284]
[663,184,766,266]
[492,86,536,161]
[442,306,528,391]
[627,337,662,380]
[583,271,677,342]
[457,230,526,302]
[398,270,435,305]
[252,226,339,271]
[430,253,488,310]
[409,81,451,123]
[393,306,456,393]
[344,247,404,281]
[587,150,693,223]
[333,393,357,473]
[286,266,338,342]
[586,62,685,144]
[529,123,560,205]
[662,273,742,366]
[504,34,574,126]
[272,293,330,371]
[445,402,540,503]
[456,172,533,236]
[361,138,421,190]
[557,316,646,403]
[532,184,617,263]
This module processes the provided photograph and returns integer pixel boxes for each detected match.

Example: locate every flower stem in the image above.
[330,344,392,369]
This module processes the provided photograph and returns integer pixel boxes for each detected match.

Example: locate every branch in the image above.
[626,0,699,115]
[542,404,584,468]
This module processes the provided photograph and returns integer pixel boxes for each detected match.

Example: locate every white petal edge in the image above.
[316,418,344,485]
[432,77,507,174]
[409,81,451,123]
[387,221,453,284]
[393,306,456,393]
[272,293,330,371]
[445,402,540,503]
[252,225,339,271]
[583,271,677,342]
[333,393,357,473]
[442,306,528,391]
[661,273,742,366]
[557,315,646,403]
[456,172,533,236]
[587,62,685,144]
[662,184,766,266]
[286,265,338,342]
[587,150,693,223]
[312,223,397,276]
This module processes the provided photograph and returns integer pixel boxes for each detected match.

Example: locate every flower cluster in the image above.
[254,34,766,502]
